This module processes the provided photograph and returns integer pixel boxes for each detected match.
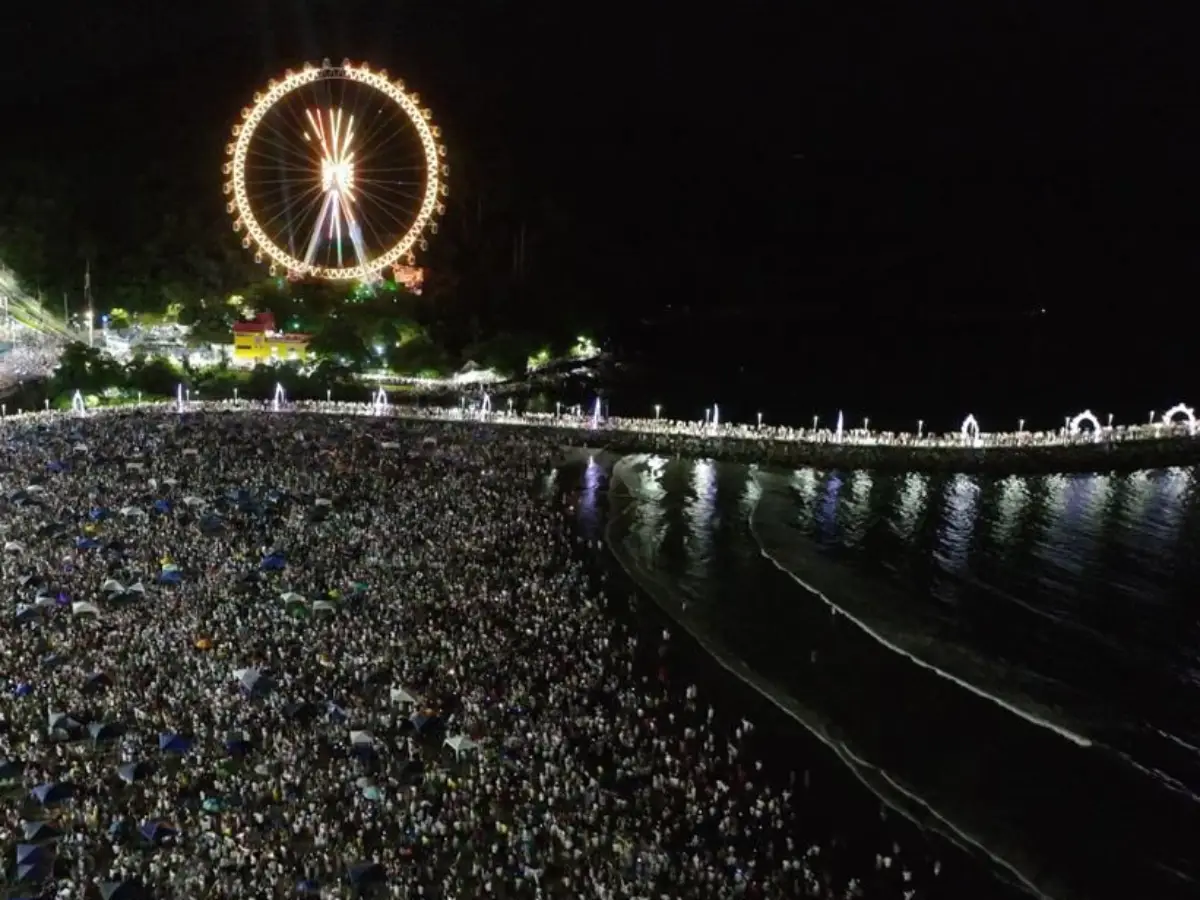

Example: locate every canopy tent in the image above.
[89,722,125,743]
[72,600,101,617]
[21,821,61,843]
[4,539,26,553]
[260,551,287,571]
[157,733,192,755]
[30,781,76,805]
[389,686,422,706]
[444,734,480,758]
[119,506,147,518]
[117,761,152,784]
[234,667,270,695]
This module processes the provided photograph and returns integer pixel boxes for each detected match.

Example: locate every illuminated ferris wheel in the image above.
[223,59,448,283]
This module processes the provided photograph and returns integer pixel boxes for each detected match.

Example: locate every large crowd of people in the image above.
[0,405,960,899]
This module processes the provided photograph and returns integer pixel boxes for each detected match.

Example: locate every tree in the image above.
[52,342,122,394]
[124,355,179,398]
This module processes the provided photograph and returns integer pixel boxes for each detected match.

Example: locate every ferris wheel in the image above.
[223,59,448,283]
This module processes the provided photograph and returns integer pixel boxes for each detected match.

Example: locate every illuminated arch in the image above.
[960,414,981,447]
[1162,403,1197,435]
[1068,410,1102,439]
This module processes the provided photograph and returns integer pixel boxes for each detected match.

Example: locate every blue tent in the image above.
[74,537,100,550]
[16,862,44,882]
[260,551,287,571]
[117,761,151,784]
[88,507,110,521]
[238,669,270,696]
[138,820,176,844]
[327,702,349,723]
[199,513,225,534]
[83,672,113,693]
[47,460,67,473]
[22,821,61,842]
[39,652,65,669]
[89,722,125,743]
[347,861,385,885]
[30,782,75,805]
[153,499,171,514]
[99,880,143,900]
[223,733,252,757]
[297,880,320,894]
[158,566,183,585]
[16,844,46,865]
[12,682,33,697]
[157,733,191,755]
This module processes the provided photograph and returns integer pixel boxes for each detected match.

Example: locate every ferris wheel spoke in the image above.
[354,124,421,174]
[252,179,326,229]
[352,196,421,245]
[357,180,426,207]
[249,128,318,171]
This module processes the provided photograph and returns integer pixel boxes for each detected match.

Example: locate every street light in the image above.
[654,404,661,420]
[757,411,763,428]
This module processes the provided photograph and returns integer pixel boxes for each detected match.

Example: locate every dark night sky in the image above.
[3,3,1200,420]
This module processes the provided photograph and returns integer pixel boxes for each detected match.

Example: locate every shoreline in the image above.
[568,452,1028,900]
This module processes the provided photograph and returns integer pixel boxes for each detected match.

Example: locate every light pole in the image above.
[757,411,763,428]
[654,404,661,420]
[917,419,923,439]
[1018,418,1025,433]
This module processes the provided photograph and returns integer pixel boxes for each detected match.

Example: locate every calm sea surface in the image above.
[569,453,1200,900]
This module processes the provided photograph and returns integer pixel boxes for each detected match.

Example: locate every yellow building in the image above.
[232,313,312,364]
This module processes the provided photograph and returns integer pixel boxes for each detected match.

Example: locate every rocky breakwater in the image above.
[547,428,1200,475]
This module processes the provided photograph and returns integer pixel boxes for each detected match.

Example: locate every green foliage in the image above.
[124,354,180,398]
[52,342,123,394]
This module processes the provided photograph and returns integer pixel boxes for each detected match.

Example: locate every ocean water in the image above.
[586,453,1200,900]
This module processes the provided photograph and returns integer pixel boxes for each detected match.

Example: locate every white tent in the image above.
[125,462,145,471]
[4,540,26,554]
[119,506,147,518]
[181,447,199,456]
[280,591,305,604]
[162,477,179,486]
[349,730,375,747]
[389,687,422,706]
[380,441,400,449]
[25,485,45,494]
[72,601,101,617]
[73,443,89,454]
[34,595,56,608]
[100,579,125,594]
[314,498,333,507]
[183,496,206,508]
[422,436,437,447]
[444,735,479,757]
[127,581,147,594]
[311,599,336,614]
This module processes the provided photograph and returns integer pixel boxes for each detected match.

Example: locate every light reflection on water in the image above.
[599,456,1200,900]
[937,474,979,575]
[894,472,928,543]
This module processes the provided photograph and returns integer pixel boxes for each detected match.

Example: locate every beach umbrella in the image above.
[30,781,75,805]
[21,821,60,843]
[117,761,152,784]
[157,733,191,755]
